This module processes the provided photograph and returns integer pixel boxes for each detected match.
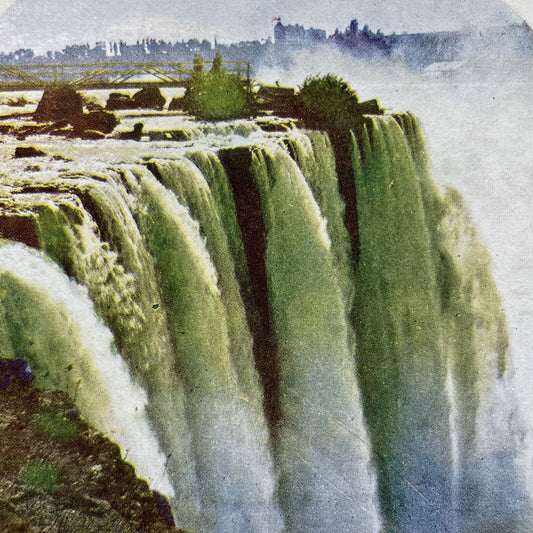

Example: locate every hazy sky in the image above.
[0,0,529,53]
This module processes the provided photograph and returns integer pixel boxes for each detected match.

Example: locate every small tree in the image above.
[212,51,223,73]
[185,70,256,121]
[193,54,204,75]
[298,74,359,129]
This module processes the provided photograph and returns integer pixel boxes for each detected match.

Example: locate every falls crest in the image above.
[0,114,529,532]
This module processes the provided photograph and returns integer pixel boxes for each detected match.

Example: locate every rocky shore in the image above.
[0,377,190,533]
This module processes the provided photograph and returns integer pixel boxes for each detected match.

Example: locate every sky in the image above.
[0,0,530,53]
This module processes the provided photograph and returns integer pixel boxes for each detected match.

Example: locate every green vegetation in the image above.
[211,51,223,73]
[35,408,79,443]
[298,74,359,129]
[193,53,204,75]
[184,55,256,121]
[19,461,62,493]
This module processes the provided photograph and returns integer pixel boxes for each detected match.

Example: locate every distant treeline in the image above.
[1,18,531,71]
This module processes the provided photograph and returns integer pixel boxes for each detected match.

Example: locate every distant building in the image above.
[274,20,326,44]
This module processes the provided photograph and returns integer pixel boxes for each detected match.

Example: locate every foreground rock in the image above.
[0,378,190,533]
[106,87,166,111]
[132,86,166,110]
[34,86,83,122]
[106,92,135,111]
[14,146,48,158]
[70,110,119,136]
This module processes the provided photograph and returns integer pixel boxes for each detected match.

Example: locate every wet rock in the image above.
[76,129,107,140]
[168,97,185,111]
[14,146,48,158]
[48,126,74,137]
[147,129,191,141]
[0,359,35,389]
[34,86,83,122]
[256,119,295,132]
[0,500,41,532]
[5,96,33,107]
[117,122,144,141]
[82,94,105,111]
[52,154,73,161]
[106,92,134,111]
[0,382,187,532]
[70,111,119,135]
[132,86,166,110]
[0,124,15,134]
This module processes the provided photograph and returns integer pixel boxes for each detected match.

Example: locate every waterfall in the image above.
[0,242,174,496]
[0,113,529,532]
[352,114,531,531]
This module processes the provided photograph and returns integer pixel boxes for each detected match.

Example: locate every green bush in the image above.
[298,74,359,129]
[185,70,256,121]
[35,409,79,443]
[19,461,61,493]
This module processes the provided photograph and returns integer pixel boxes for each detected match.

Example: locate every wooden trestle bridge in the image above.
[0,61,251,91]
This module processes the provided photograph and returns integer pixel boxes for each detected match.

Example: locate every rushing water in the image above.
[0,110,530,531]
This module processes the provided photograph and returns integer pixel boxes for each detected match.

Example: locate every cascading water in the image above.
[0,112,529,532]
[0,242,174,496]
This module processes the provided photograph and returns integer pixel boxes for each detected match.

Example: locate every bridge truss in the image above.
[0,61,251,91]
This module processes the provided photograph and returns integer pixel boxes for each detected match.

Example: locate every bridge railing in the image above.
[0,61,251,90]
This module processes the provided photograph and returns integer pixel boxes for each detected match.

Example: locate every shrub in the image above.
[19,461,61,493]
[298,74,359,129]
[185,70,256,121]
[35,408,79,443]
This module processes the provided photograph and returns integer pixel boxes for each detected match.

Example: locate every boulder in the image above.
[168,96,185,111]
[106,92,134,111]
[70,111,119,135]
[116,122,144,141]
[132,86,166,110]
[34,85,83,122]
[14,146,47,158]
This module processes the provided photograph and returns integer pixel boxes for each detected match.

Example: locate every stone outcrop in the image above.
[132,86,166,110]
[116,122,144,141]
[14,146,48,158]
[106,92,134,111]
[0,376,190,533]
[34,86,83,122]
[106,87,166,110]
[70,111,119,135]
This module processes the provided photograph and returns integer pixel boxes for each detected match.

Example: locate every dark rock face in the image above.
[34,86,83,122]
[256,85,303,118]
[70,111,119,135]
[14,146,48,158]
[132,86,166,110]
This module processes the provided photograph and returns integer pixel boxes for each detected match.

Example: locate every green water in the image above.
[0,114,528,532]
